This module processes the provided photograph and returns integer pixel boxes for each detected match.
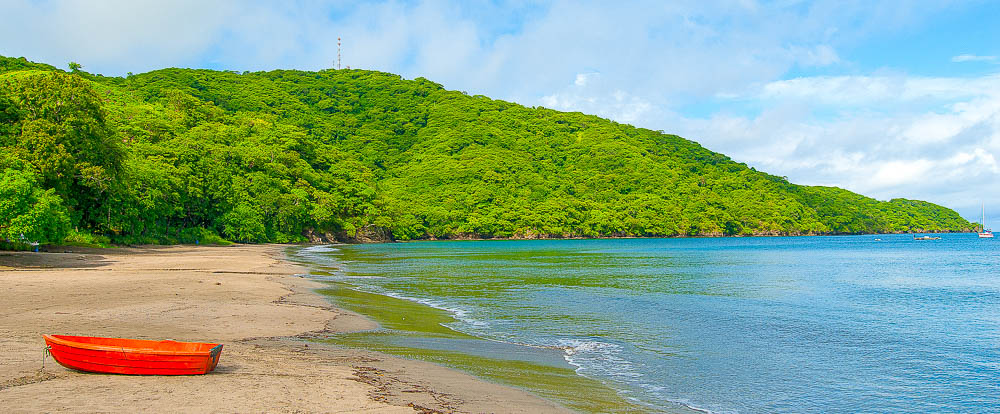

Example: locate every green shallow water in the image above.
[294,236,1000,414]
[313,282,650,413]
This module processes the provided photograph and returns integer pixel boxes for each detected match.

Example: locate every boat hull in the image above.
[43,335,223,375]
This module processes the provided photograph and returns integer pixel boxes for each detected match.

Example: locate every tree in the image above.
[222,203,266,243]
[0,156,71,244]
[4,72,124,227]
[68,62,82,72]
[0,89,16,142]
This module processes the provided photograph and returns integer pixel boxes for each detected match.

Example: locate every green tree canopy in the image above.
[0,155,71,244]
[2,71,124,227]
[0,55,975,245]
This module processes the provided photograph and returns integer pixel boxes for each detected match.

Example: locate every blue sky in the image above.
[3,0,1000,226]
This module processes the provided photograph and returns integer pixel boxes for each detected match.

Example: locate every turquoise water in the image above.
[295,234,1000,413]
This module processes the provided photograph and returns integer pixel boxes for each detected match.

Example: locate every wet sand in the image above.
[0,245,569,413]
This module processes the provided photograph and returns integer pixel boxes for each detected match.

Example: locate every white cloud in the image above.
[790,44,841,66]
[755,74,1000,105]
[2,0,927,94]
[574,73,598,87]
[540,74,655,123]
[670,71,1000,225]
[870,160,933,189]
[952,54,997,63]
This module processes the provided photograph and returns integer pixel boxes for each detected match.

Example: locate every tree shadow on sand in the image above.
[0,250,113,270]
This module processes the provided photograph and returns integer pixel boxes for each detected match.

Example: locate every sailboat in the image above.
[979,203,994,238]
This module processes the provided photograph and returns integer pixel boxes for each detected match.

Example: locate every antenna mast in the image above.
[337,37,342,70]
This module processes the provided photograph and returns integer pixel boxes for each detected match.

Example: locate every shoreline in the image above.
[292,244,697,414]
[0,244,569,413]
[288,245,645,413]
[344,229,973,244]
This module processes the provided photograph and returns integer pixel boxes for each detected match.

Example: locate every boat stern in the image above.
[207,344,224,373]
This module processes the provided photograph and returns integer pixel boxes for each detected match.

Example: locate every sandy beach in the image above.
[0,245,569,413]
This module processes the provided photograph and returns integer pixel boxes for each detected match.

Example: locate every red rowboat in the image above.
[43,335,223,375]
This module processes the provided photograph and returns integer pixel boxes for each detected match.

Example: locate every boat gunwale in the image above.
[44,335,220,357]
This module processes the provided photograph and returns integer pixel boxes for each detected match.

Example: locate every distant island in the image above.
[0,55,973,246]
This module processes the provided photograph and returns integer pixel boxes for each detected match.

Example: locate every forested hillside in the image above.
[0,55,973,245]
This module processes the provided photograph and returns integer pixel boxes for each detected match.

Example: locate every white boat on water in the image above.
[979,203,993,238]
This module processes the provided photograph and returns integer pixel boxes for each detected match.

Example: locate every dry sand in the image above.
[0,245,570,413]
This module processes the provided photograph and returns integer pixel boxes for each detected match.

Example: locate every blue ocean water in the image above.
[297,234,1000,413]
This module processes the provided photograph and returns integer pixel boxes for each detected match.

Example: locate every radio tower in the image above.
[337,37,342,70]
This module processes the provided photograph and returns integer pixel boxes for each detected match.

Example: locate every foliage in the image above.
[1,70,124,229]
[0,154,71,244]
[61,228,112,248]
[0,55,974,246]
[178,227,233,245]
